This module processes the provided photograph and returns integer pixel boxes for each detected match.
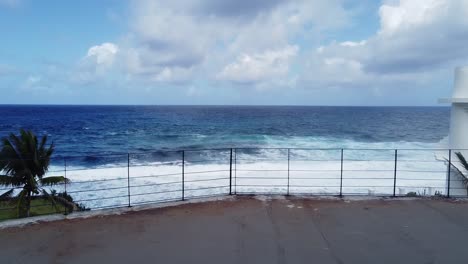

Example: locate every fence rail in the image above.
[1,147,468,221]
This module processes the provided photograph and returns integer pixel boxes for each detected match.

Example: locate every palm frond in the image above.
[41,189,59,212]
[40,176,69,186]
[51,193,76,213]
[9,132,26,160]
[0,175,16,186]
[452,152,468,195]
[0,188,14,200]
[38,135,48,154]
[0,138,23,170]
[1,136,28,176]
[455,152,468,171]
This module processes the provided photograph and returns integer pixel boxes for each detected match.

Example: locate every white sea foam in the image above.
[38,136,468,210]
[42,155,460,209]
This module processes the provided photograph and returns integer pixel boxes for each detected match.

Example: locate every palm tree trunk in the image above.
[26,191,31,217]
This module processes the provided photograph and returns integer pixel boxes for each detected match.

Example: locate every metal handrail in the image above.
[2,147,468,221]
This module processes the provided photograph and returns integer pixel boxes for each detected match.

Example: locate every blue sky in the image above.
[0,0,467,105]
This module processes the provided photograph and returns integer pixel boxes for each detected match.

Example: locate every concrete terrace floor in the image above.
[1,196,468,264]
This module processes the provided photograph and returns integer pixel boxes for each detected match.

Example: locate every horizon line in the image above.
[0,104,449,108]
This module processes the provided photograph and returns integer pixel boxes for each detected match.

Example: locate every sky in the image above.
[0,0,467,106]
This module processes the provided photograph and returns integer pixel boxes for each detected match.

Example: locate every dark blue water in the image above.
[0,105,450,163]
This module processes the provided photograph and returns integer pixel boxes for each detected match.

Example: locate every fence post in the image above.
[127,153,131,207]
[393,149,397,197]
[182,150,185,201]
[340,149,343,197]
[447,149,452,198]
[287,148,290,196]
[64,157,68,215]
[229,148,233,195]
[234,148,237,195]
[64,157,67,193]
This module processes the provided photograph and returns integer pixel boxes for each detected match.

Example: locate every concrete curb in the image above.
[0,195,235,229]
[1,195,467,229]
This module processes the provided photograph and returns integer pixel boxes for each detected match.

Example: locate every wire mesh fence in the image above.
[1,147,467,221]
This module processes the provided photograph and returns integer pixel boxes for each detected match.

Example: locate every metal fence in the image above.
[1,147,467,220]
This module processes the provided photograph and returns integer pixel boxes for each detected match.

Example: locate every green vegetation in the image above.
[0,190,88,221]
[405,192,418,197]
[0,129,77,219]
[453,152,468,193]
[0,197,67,221]
[405,190,444,197]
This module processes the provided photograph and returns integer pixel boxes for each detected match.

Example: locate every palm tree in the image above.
[0,129,71,217]
[451,152,468,194]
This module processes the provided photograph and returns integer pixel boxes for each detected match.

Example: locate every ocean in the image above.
[0,105,450,156]
[0,105,457,209]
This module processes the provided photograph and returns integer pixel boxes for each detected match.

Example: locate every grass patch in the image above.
[0,198,66,221]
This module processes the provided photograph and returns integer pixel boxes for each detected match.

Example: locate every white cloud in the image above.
[366,0,468,73]
[123,0,215,81]
[378,0,447,35]
[70,43,119,85]
[340,41,366,47]
[301,0,468,90]
[115,0,351,85]
[151,67,194,83]
[8,0,465,105]
[18,0,467,100]
[218,45,298,84]
[83,43,119,72]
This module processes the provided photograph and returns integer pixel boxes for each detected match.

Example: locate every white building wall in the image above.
[448,67,468,196]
